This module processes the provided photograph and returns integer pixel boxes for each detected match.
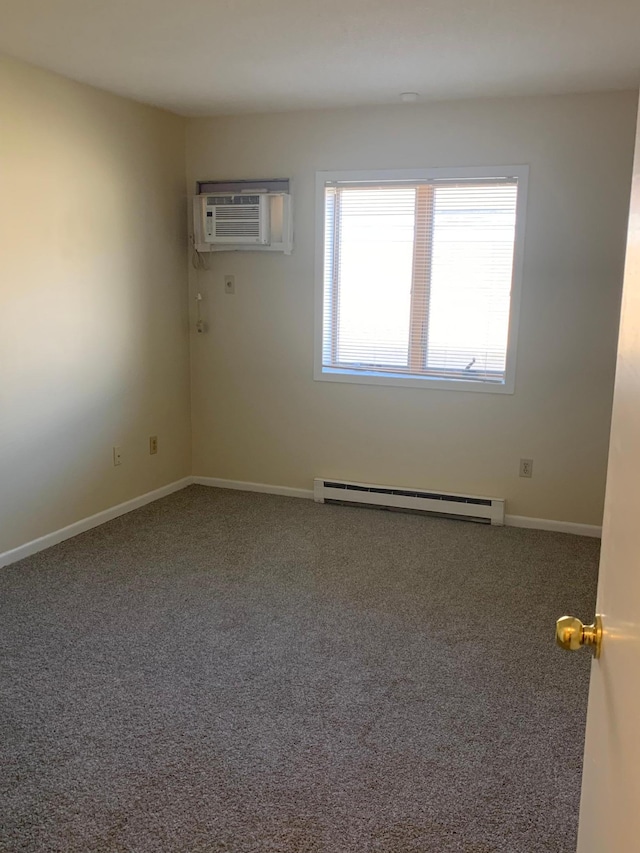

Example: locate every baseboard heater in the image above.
[313,478,505,525]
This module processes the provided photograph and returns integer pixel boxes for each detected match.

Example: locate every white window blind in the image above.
[319,173,522,390]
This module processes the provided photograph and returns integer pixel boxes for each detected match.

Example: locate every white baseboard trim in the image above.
[505,514,602,538]
[2,476,601,569]
[192,476,314,500]
[194,477,602,538]
[0,477,193,569]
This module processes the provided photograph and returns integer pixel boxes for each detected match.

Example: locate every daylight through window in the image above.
[317,169,526,392]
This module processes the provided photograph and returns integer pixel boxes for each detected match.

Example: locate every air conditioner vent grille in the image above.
[207,195,262,206]
[215,225,260,238]
[213,205,261,238]
[215,206,262,220]
[203,194,268,244]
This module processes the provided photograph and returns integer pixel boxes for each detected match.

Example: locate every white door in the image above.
[574,95,640,852]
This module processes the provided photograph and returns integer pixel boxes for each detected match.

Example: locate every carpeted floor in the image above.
[0,486,599,853]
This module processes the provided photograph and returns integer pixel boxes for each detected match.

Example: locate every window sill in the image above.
[314,366,514,394]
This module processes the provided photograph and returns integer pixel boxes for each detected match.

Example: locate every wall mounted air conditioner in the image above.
[193,184,293,254]
[201,193,269,246]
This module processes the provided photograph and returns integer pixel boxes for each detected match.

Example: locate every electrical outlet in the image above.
[224,275,235,294]
[113,446,122,467]
[149,435,158,455]
[519,458,533,478]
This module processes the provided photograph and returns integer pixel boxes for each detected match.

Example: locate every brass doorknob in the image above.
[556,614,603,658]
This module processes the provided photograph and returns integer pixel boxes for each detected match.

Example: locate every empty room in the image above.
[1,1,640,851]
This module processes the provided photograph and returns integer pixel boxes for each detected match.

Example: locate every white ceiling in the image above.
[1,0,639,116]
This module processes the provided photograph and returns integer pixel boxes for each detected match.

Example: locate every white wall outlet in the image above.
[519,458,533,478]
[149,436,158,455]
[224,275,235,294]
[113,446,122,466]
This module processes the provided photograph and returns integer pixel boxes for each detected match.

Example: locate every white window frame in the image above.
[313,165,528,394]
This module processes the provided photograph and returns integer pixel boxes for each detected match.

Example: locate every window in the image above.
[315,167,527,393]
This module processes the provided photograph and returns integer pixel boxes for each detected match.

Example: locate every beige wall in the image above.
[0,56,191,553]
[0,67,635,550]
[187,92,637,525]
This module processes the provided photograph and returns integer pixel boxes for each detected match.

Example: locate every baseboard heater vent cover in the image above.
[313,478,504,525]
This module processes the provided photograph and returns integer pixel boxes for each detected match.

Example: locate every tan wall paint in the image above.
[187,92,637,525]
[0,56,191,553]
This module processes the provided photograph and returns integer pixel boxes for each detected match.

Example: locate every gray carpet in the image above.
[0,486,599,852]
